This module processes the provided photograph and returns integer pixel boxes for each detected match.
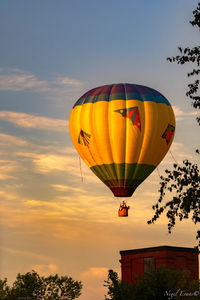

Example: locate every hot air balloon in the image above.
[69,83,175,217]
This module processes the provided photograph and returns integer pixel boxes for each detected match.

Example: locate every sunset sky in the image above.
[0,1,200,299]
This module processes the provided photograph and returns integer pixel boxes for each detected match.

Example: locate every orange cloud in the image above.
[173,105,198,120]
[31,264,58,276]
[0,111,67,131]
[79,267,113,300]
[0,133,28,147]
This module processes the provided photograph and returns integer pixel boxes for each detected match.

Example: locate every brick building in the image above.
[120,245,199,282]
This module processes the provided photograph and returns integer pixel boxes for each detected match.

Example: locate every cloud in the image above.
[0,111,68,131]
[79,267,108,281]
[31,152,98,184]
[161,142,195,164]
[52,184,86,194]
[0,160,20,180]
[1,247,50,261]
[56,76,84,87]
[0,69,83,92]
[173,105,199,120]
[0,69,47,91]
[79,267,110,300]
[23,199,85,217]
[0,133,33,180]
[31,264,58,276]
[33,154,78,174]
[0,133,28,146]
[0,189,18,201]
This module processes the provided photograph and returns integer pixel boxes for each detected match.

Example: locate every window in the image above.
[143,257,155,273]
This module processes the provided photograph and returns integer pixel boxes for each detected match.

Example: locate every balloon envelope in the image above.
[69,83,175,197]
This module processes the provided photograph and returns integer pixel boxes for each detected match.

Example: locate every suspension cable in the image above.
[169,150,178,164]
[156,167,161,178]
[79,156,83,182]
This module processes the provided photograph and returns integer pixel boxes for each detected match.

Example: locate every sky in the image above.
[0,0,199,299]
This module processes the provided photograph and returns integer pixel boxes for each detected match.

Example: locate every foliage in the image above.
[135,265,199,300]
[104,267,200,300]
[10,270,45,299]
[167,2,200,125]
[44,274,82,300]
[0,278,10,300]
[0,270,82,300]
[104,269,136,300]
[148,160,200,244]
[148,2,200,246]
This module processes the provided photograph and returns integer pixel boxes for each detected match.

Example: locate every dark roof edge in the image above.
[120,245,198,255]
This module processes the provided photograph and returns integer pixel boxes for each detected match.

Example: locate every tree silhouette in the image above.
[148,2,200,247]
[0,270,82,300]
[167,2,200,125]
[104,267,199,300]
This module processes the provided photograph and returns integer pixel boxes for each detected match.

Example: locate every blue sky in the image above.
[0,1,199,299]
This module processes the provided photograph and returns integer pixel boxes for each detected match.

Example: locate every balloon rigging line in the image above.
[79,156,83,183]
[156,167,161,179]
[169,150,178,164]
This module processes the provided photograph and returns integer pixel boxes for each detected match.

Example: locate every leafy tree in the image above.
[0,270,82,300]
[148,2,200,246]
[0,278,10,300]
[10,270,45,299]
[104,267,200,300]
[148,160,200,243]
[104,269,136,300]
[167,2,200,126]
[44,274,82,300]
[135,266,199,300]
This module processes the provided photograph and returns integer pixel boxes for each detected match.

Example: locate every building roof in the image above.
[120,245,198,255]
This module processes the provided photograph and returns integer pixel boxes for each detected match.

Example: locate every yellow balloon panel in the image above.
[137,102,175,166]
[69,105,92,168]
[70,99,175,168]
